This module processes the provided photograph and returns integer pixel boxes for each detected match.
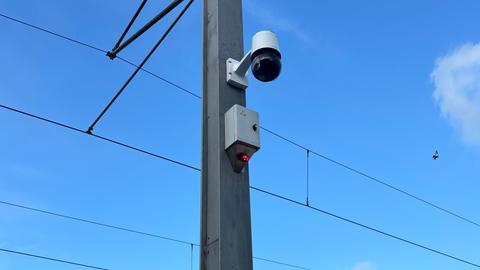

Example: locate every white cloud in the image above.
[432,43,480,145]
[244,0,313,45]
[352,261,376,270]
[338,261,377,270]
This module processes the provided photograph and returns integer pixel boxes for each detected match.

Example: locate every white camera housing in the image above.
[226,31,282,89]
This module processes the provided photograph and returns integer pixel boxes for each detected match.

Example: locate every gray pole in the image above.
[200,0,253,269]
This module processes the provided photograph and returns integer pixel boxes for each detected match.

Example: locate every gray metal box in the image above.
[225,104,260,151]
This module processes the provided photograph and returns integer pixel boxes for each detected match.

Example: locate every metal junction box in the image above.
[224,104,260,172]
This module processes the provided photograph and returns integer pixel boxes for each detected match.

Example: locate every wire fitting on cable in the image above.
[106,51,116,60]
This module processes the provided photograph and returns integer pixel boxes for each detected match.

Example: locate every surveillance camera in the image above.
[250,31,282,82]
[226,31,282,89]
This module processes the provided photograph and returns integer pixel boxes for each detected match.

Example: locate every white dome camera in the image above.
[226,31,282,89]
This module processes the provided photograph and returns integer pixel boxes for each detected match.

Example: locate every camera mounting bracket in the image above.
[226,50,252,90]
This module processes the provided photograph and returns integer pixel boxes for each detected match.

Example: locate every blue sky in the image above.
[1,0,480,269]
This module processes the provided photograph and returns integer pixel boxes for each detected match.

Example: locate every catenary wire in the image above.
[261,126,480,228]
[0,200,194,246]
[87,0,194,133]
[0,13,107,54]
[0,200,310,270]
[0,248,108,270]
[2,10,477,230]
[254,256,311,270]
[0,104,199,171]
[260,126,480,228]
[0,104,479,268]
[2,10,480,267]
[250,186,480,269]
[116,55,202,98]
[307,149,480,228]
[0,12,201,99]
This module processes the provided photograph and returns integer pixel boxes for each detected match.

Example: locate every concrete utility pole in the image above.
[200,0,253,269]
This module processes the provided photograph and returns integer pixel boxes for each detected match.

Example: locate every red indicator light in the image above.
[238,153,250,162]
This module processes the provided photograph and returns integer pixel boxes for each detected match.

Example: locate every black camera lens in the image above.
[251,51,282,82]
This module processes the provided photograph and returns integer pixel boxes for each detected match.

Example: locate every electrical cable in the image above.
[0,200,310,270]
[259,126,480,229]
[250,186,480,269]
[0,104,199,171]
[2,11,480,268]
[1,103,479,268]
[0,13,106,54]
[115,55,202,99]
[254,256,311,270]
[0,199,194,246]
[0,248,108,270]
[4,12,471,230]
[0,12,201,99]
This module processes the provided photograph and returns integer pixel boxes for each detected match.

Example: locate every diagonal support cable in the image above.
[109,0,148,55]
[107,0,184,59]
[87,0,194,134]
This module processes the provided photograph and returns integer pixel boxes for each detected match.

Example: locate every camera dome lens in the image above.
[251,52,282,82]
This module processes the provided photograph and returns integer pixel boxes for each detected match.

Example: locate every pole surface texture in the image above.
[200,0,253,270]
